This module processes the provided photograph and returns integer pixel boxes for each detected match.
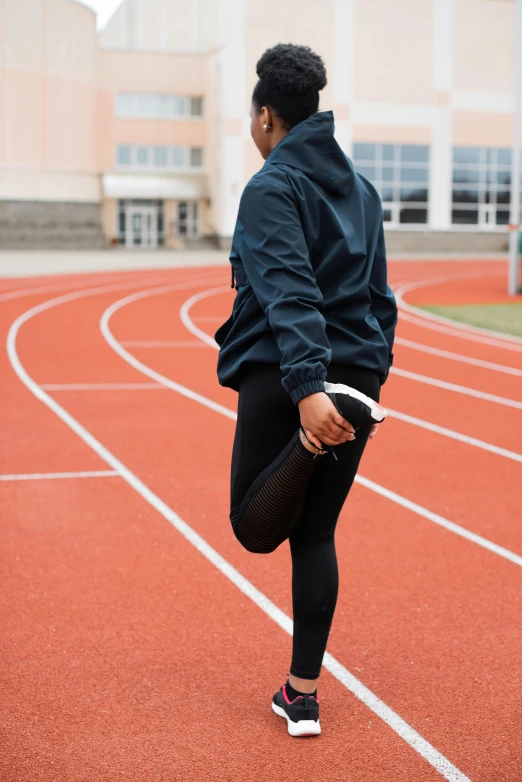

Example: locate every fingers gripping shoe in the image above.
[272,685,321,737]
[324,381,387,429]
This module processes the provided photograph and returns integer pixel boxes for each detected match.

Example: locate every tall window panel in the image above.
[353,143,430,226]
[115,93,204,119]
[115,145,204,170]
[452,147,511,229]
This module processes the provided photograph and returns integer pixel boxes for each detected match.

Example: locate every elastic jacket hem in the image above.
[290,379,326,405]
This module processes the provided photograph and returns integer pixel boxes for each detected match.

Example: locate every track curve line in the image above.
[100,284,522,568]
[179,285,522,462]
[6,282,470,782]
[396,277,522,351]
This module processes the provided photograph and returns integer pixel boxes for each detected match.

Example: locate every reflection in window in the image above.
[452,147,511,228]
[353,143,430,225]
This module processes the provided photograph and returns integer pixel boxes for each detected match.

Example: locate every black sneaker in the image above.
[324,381,387,429]
[272,685,321,737]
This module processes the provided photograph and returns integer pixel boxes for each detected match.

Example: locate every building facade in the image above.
[0,0,518,250]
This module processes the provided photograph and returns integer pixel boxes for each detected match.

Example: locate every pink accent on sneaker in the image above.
[283,685,319,704]
[283,685,302,704]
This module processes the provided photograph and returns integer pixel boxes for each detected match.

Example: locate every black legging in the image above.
[230,363,380,680]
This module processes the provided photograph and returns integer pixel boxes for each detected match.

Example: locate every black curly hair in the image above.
[252,43,327,130]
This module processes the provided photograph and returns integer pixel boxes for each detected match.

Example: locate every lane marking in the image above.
[41,382,166,391]
[9,285,471,782]
[104,285,522,570]
[399,310,522,354]
[355,476,522,567]
[121,340,210,348]
[390,367,522,410]
[387,408,522,464]
[0,272,158,304]
[396,277,522,352]
[180,287,226,347]
[181,287,522,459]
[395,336,522,377]
[0,470,118,481]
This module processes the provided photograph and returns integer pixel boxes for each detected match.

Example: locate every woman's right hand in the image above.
[297,392,356,448]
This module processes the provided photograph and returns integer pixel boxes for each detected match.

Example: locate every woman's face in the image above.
[250,103,272,160]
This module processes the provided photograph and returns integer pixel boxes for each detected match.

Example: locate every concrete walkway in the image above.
[0,249,507,279]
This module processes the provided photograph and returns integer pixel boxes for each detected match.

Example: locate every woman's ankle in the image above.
[288,673,319,695]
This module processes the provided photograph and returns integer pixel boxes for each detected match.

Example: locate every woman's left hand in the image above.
[368,423,380,441]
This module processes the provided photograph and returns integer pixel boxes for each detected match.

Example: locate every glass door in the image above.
[125,205,158,247]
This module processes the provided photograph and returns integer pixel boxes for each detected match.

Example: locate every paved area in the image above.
[0,249,507,278]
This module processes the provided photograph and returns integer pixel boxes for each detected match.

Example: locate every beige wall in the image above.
[97,50,208,172]
[354,0,434,104]
[99,0,219,53]
[454,0,514,92]
[0,0,100,201]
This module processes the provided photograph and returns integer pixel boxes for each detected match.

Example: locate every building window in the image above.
[174,201,199,238]
[452,147,511,228]
[115,93,204,120]
[190,97,203,117]
[190,147,203,168]
[353,143,430,226]
[136,145,149,165]
[117,144,131,165]
[115,145,204,171]
[154,146,168,167]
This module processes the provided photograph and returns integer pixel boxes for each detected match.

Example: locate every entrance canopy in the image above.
[102,174,207,200]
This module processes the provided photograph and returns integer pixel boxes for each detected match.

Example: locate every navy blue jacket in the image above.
[215,111,397,404]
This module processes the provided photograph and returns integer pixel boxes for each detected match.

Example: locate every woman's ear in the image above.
[261,106,273,131]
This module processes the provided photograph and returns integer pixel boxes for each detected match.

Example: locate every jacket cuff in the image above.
[290,379,326,405]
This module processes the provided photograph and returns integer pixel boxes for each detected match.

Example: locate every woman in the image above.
[215,43,397,737]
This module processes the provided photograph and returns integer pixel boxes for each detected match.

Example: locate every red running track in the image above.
[1,260,521,782]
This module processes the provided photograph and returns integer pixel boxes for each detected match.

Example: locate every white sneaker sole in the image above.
[324,381,387,423]
[272,702,321,737]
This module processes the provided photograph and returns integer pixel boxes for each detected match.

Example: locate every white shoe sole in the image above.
[272,702,321,737]
[324,381,387,423]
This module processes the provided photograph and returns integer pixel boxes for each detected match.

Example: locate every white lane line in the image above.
[182,287,522,461]
[395,336,522,377]
[5,282,472,782]
[121,340,210,348]
[183,288,522,412]
[66,294,469,780]
[387,408,522,464]
[180,287,226,347]
[355,476,522,568]
[0,470,118,481]
[390,367,522,410]
[41,382,166,391]
[395,277,522,351]
[399,310,522,354]
[0,272,159,304]
[105,284,522,572]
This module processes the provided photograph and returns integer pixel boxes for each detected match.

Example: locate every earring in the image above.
[263,123,271,131]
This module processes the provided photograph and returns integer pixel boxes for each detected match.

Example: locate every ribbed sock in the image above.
[285,679,317,702]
